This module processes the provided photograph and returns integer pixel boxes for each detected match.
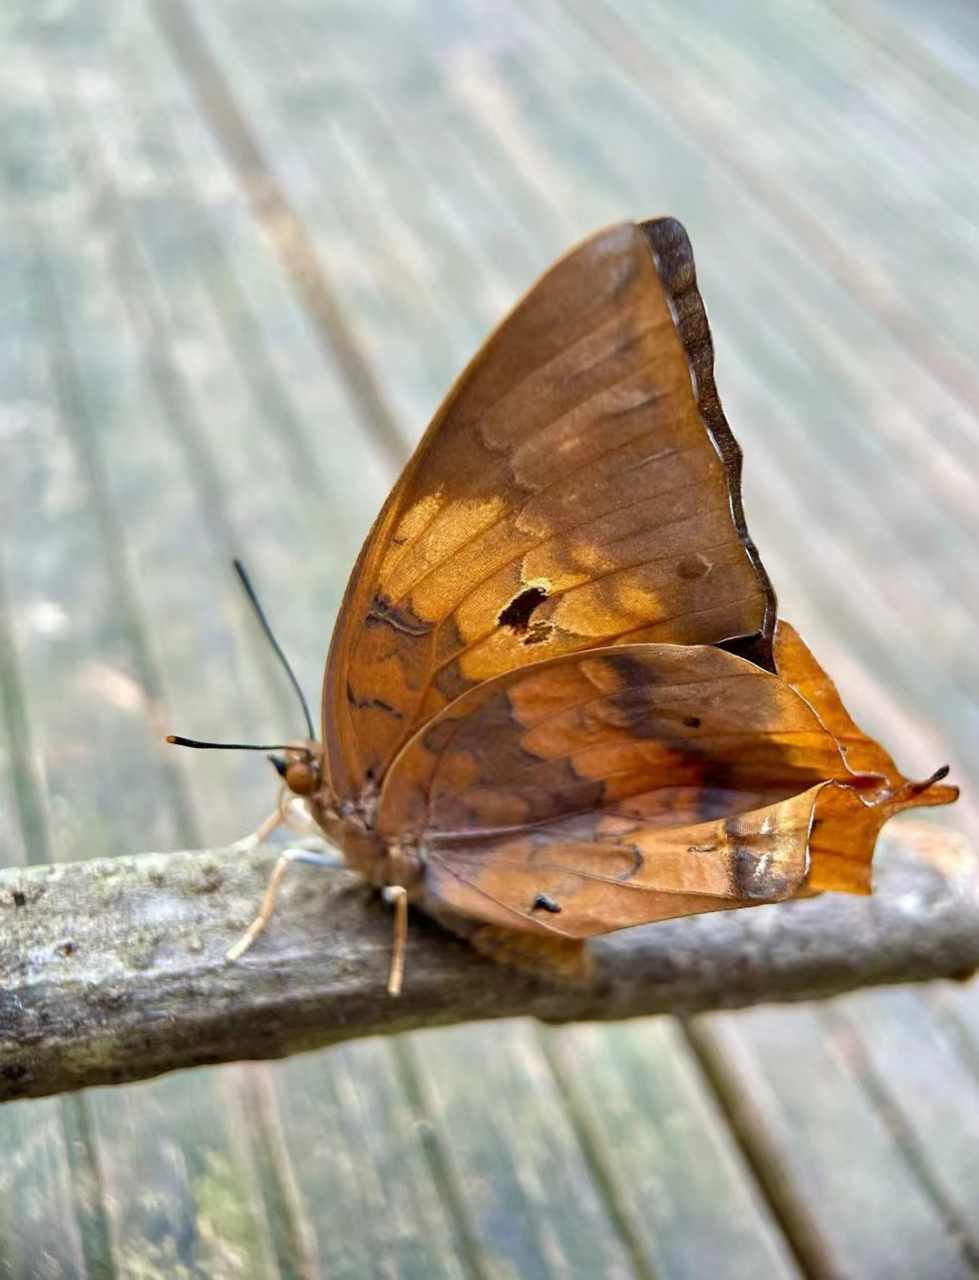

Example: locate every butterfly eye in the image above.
[284,759,317,798]
[269,747,320,797]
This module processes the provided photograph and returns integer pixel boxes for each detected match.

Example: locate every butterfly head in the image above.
[268,742,323,799]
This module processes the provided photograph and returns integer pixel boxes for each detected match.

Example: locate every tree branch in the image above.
[1,820,977,1102]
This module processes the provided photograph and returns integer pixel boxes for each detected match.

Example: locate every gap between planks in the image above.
[151,0,408,470]
[559,0,979,425]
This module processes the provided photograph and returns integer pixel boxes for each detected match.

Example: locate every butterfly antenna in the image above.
[166,736,303,752]
[233,558,316,741]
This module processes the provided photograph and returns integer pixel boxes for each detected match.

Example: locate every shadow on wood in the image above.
[1,820,976,1103]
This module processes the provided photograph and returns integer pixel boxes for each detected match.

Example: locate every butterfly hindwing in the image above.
[378,643,852,936]
[772,621,959,892]
[417,786,830,938]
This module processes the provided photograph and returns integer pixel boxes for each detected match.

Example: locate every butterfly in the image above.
[170,218,957,994]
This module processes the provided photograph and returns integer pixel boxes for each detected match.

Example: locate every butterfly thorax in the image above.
[304,782,424,891]
[276,742,422,889]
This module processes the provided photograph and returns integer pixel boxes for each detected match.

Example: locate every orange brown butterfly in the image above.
[169,218,957,995]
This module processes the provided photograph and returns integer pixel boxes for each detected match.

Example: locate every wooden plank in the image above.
[0,404,39,873]
[0,567,42,872]
[83,1069,281,1279]
[0,118,113,1277]
[0,20,306,1272]
[171,0,468,430]
[151,0,408,468]
[268,1041,471,1280]
[0,1098,86,1280]
[817,0,979,110]
[49,12,381,754]
[24,26,316,838]
[831,988,979,1257]
[567,0,979,419]
[547,1020,801,1278]
[407,1021,640,1280]
[690,1006,975,1279]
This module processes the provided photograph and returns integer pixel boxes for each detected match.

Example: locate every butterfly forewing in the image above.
[324,221,776,804]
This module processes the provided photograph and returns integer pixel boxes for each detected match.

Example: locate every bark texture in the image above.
[1,820,976,1102]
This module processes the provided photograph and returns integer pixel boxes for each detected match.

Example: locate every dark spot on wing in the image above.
[725,813,789,902]
[614,845,644,881]
[12,890,26,908]
[730,844,777,901]
[499,586,548,632]
[677,553,711,580]
[423,717,462,755]
[683,715,701,728]
[601,654,663,739]
[523,620,554,645]
[434,665,470,705]
[347,683,404,719]
[607,652,662,689]
[532,893,562,914]
[366,593,433,636]
[697,761,738,794]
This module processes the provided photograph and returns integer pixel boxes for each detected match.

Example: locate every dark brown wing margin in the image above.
[640,217,778,672]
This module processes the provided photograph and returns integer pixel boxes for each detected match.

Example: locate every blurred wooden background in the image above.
[1,0,979,1275]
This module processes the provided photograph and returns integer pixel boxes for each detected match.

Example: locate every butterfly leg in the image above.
[381,885,409,997]
[226,849,338,961]
[237,807,284,850]
[231,785,313,852]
